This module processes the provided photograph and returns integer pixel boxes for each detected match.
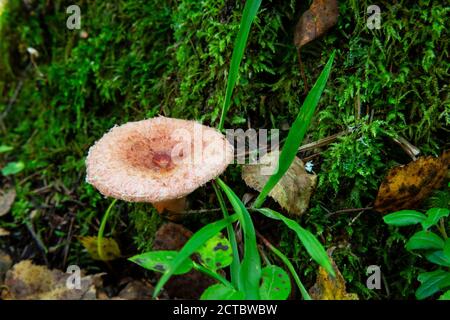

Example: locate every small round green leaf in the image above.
[422,208,450,230]
[0,145,13,153]
[1,161,25,176]
[425,251,450,267]
[383,210,427,226]
[129,250,193,275]
[439,290,450,300]
[406,231,445,251]
[416,270,450,300]
[196,232,233,271]
[200,284,245,300]
[259,265,291,300]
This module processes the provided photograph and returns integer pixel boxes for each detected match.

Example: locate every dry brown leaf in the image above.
[0,250,12,286]
[153,197,187,214]
[0,188,16,217]
[1,260,104,300]
[374,150,450,214]
[294,0,339,48]
[0,227,10,236]
[79,236,121,261]
[242,152,317,216]
[309,253,358,300]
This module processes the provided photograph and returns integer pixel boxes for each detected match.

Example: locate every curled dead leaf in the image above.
[0,188,16,217]
[294,0,339,49]
[79,236,121,261]
[242,152,317,216]
[1,260,104,300]
[0,227,10,236]
[374,150,449,214]
[309,252,358,300]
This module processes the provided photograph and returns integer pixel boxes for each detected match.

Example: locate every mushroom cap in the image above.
[86,117,234,202]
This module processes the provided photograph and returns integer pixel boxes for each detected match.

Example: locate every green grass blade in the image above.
[258,208,335,277]
[212,181,240,288]
[192,262,234,288]
[97,199,117,261]
[253,51,336,208]
[216,178,261,299]
[153,214,238,298]
[264,241,311,300]
[218,0,262,131]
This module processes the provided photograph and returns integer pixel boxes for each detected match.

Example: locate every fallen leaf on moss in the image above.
[0,188,16,217]
[1,260,104,300]
[294,0,339,48]
[309,253,358,300]
[374,150,450,214]
[242,152,317,215]
[0,227,10,236]
[79,236,121,261]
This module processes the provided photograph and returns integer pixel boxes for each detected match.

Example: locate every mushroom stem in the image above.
[153,197,187,214]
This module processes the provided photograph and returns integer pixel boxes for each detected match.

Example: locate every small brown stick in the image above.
[392,136,420,161]
[297,48,309,93]
[325,206,373,218]
[298,129,353,153]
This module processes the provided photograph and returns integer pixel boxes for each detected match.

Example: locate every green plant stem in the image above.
[438,219,448,239]
[193,262,233,288]
[212,181,240,288]
[257,231,311,300]
[98,199,117,261]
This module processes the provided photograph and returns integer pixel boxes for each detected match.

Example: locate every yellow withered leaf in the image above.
[309,255,358,300]
[242,152,317,216]
[374,150,449,214]
[79,236,121,261]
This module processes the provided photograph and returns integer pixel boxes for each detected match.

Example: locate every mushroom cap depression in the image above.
[86,117,234,202]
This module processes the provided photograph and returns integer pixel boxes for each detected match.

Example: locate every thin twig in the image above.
[326,207,373,218]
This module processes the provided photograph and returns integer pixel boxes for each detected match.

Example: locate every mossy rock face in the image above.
[0,0,448,299]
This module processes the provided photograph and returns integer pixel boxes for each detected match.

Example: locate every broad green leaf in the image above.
[258,208,334,277]
[153,214,238,298]
[439,290,450,300]
[196,233,233,271]
[259,265,291,300]
[405,231,445,251]
[1,161,24,176]
[200,284,245,300]
[416,270,450,300]
[218,0,262,130]
[0,145,13,153]
[383,210,427,226]
[425,251,450,267]
[130,250,193,275]
[217,178,261,299]
[422,208,450,230]
[253,51,335,208]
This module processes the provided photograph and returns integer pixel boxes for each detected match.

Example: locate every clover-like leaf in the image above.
[196,232,233,271]
[259,265,291,300]
[129,250,193,275]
